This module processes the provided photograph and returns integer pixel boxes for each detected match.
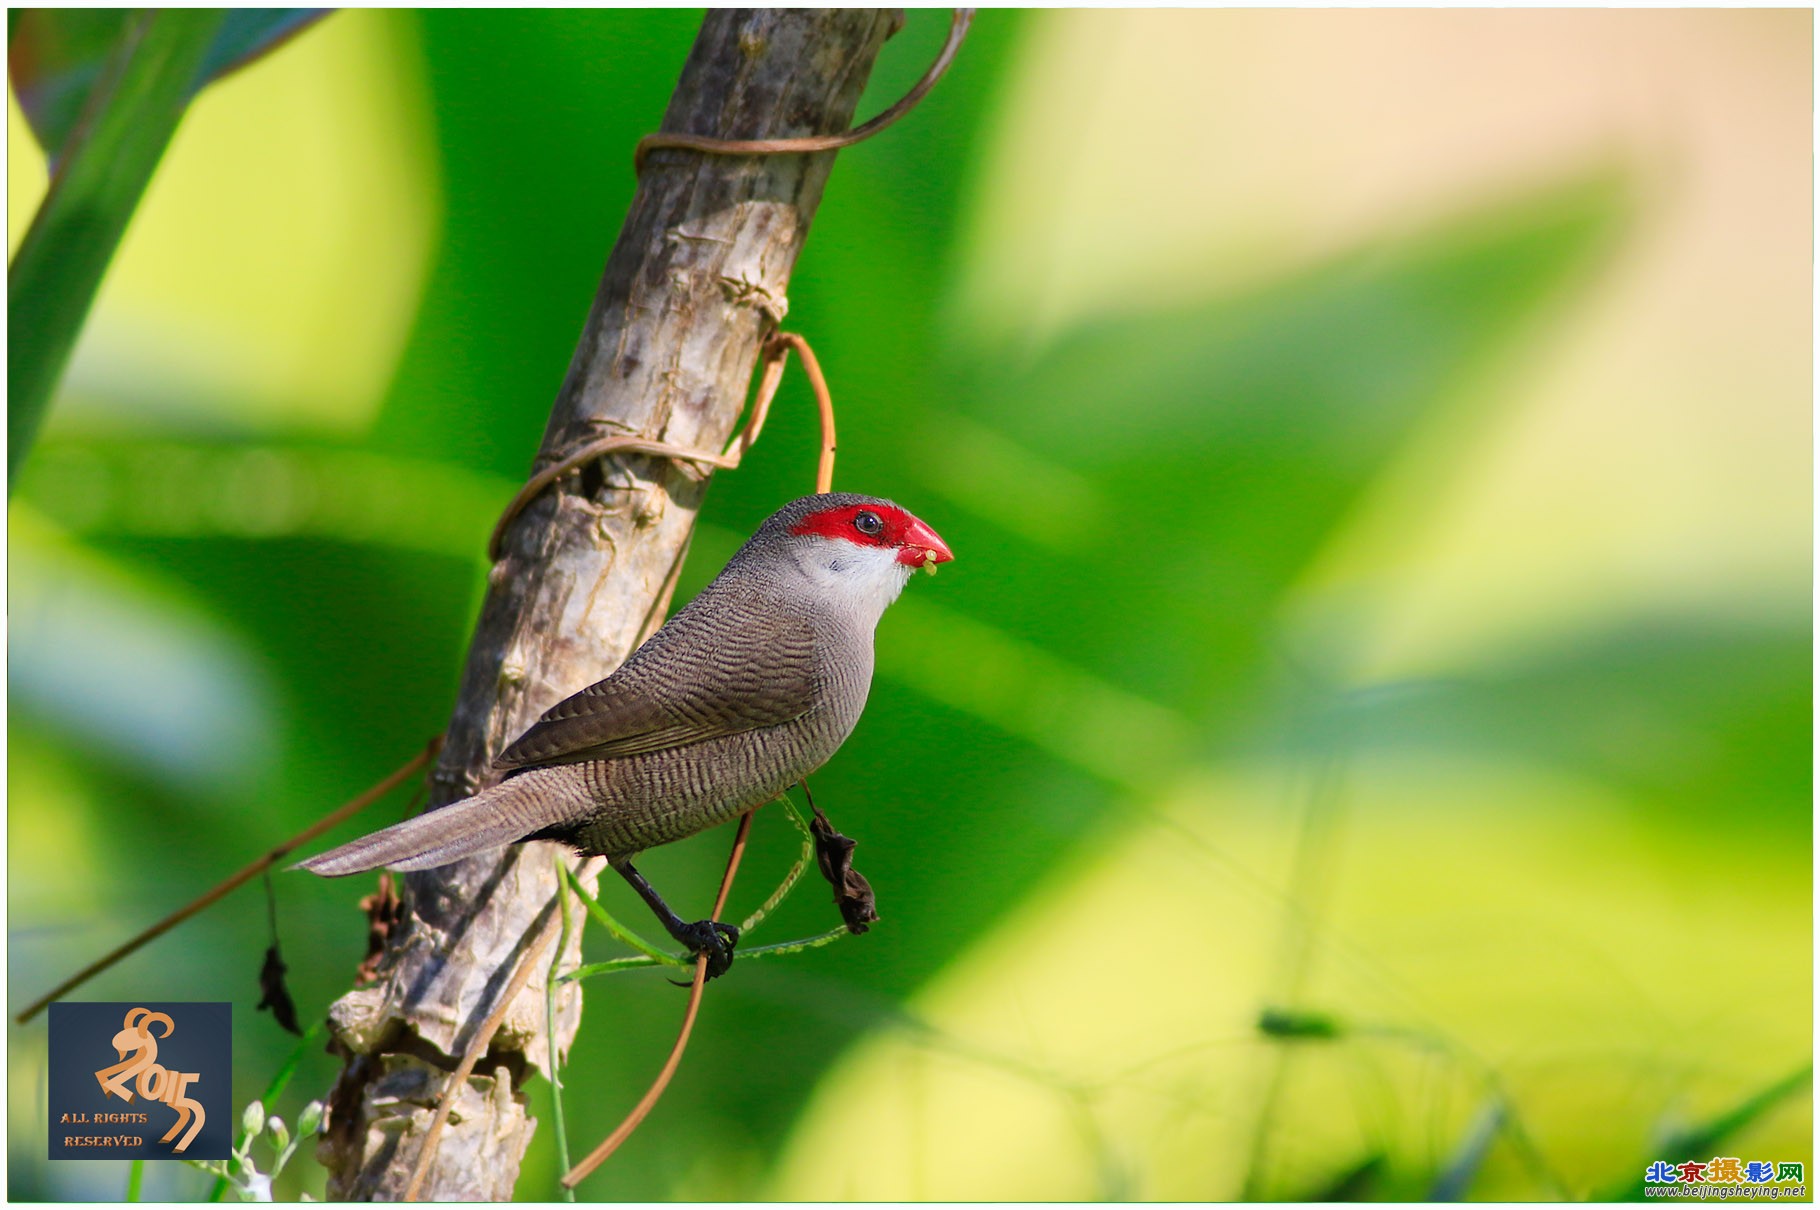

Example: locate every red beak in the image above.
[895,515,954,568]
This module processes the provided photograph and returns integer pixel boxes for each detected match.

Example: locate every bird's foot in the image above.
[674,918,740,980]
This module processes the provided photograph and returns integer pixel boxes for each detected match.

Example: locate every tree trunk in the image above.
[317,11,899,1199]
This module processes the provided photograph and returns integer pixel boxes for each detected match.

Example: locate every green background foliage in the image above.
[8,10,1810,1201]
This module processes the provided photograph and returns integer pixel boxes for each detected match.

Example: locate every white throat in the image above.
[794,540,914,629]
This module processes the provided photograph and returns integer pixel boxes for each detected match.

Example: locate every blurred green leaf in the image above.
[1294,1152,1386,1202]
[9,9,227,487]
[8,10,124,156]
[812,178,1637,1016]
[17,438,516,560]
[1258,1006,1345,1040]
[10,506,279,796]
[9,8,326,161]
[943,176,1630,723]
[1287,619,1811,828]
[1429,1101,1504,1201]
[1595,1064,1811,1201]
[195,11,329,94]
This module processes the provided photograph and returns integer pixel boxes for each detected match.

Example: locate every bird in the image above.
[297,492,953,977]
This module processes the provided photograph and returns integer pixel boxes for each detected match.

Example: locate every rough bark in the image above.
[317,11,898,1200]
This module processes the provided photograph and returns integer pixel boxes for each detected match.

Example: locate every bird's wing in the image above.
[492,596,821,771]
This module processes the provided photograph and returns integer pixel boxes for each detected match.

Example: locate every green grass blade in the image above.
[1595,1063,1812,1200]
[563,955,664,982]
[546,856,576,1201]
[1428,1100,1504,1201]
[8,8,226,489]
[564,928,850,983]
[560,863,686,967]
[739,795,815,935]
[734,927,848,960]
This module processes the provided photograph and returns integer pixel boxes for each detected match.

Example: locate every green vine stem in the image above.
[563,927,850,983]
[546,856,579,1202]
[558,863,688,967]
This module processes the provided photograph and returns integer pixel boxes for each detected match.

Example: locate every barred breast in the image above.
[533,613,874,861]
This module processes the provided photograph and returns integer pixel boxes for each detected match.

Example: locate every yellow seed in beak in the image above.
[922,550,939,575]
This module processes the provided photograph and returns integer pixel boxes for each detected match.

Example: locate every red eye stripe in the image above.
[790,503,914,548]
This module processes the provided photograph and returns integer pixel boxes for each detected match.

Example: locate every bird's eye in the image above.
[853,510,884,537]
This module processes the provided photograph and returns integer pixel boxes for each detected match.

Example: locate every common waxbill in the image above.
[298,492,953,976]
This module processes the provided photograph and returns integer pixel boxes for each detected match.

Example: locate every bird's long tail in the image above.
[294,772,571,876]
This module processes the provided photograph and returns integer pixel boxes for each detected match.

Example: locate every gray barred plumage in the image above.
[298,493,951,878]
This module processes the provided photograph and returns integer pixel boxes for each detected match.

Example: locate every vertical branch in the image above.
[316,11,898,1200]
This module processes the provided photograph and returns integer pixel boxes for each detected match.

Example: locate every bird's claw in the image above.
[675,918,740,980]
